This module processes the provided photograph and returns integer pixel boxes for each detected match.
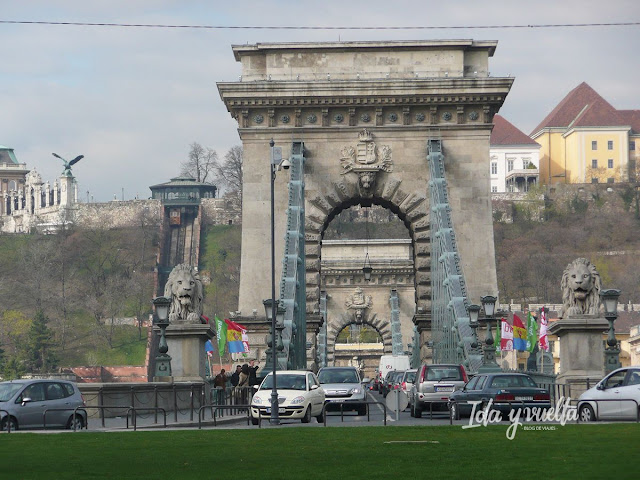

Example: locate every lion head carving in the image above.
[559,258,601,318]
[164,264,204,324]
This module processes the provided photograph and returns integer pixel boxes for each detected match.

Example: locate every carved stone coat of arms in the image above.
[340,129,393,196]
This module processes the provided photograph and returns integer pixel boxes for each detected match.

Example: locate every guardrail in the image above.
[321,401,388,426]
[126,407,167,431]
[42,407,89,431]
[197,405,251,429]
[576,398,640,423]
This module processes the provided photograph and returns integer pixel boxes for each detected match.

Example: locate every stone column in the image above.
[548,314,608,396]
[59,175,75,207]
[158,323,214,382]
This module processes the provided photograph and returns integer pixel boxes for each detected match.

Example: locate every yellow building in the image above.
[531,82,640,185]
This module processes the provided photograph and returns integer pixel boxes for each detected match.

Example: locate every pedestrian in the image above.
[238,364,250,387]
[248,360,259,386]
[230,365,241,387]
[214,369,227,389]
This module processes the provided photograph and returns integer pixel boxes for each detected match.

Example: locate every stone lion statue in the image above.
[559,258,601,318]
[164,264,204,324]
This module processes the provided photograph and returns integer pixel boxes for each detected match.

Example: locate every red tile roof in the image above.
[491,114,539,146]
[531,82,640,135]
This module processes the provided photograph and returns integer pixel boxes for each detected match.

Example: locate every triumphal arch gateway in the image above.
[217,40,512,372]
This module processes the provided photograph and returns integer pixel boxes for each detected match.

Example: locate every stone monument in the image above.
[154,264,214,381]
[549,258,608,392]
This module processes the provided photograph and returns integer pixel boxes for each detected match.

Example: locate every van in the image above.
[377,355,410,392]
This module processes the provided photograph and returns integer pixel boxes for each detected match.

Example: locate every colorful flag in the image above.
[500,318,514,351]
[495,318,501,354]
[204,340,215,357]
[526,312,538,353]
[539,308,549,352]
[513,314,527,351]
[215,316,227,353]
[225,319,246,353]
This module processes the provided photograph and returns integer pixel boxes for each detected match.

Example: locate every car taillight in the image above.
[460,365,468,383]
[495,393,515,401]
[534,393,550,401]
[401,382,407,390]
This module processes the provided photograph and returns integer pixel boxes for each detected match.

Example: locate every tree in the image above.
[25,310,57,373]
[181,142,218,184]
[215,145,243,196]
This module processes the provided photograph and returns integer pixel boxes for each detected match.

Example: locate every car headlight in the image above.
[252,396,263,405]
[349,388,362,395]
[290,396,306,405]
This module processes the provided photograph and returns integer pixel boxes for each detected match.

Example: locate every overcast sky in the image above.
[1,1,639,201]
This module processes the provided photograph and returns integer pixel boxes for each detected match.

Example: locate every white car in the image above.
[578,366,640,421]
[250,370,325,424]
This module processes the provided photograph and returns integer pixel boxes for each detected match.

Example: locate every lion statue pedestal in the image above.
[549,258,608,394]
[153,264,214,382]
[161,323,214,382]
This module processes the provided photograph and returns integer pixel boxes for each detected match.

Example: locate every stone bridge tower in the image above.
[218,40,513,367]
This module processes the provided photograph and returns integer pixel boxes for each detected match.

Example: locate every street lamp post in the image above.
[477,295,501,373]
[600,288,622,373]
[152,296,172,377]
[467,304,481,352]
[267,138,286,425]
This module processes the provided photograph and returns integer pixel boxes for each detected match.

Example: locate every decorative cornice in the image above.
[220,94,507,108]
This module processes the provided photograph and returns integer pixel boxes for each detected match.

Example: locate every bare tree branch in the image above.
[180,142,218,184]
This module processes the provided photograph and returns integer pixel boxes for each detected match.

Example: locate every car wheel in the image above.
[579,404,596,422]
[450,402,460,420]
[414,402,423,418]
[67,414,85,430]
[315,412,324,423]
[301,406,311,423]
[1,417,18,431]
[251,415,259,426]
[357,405,367,416]
[409,402,415,417]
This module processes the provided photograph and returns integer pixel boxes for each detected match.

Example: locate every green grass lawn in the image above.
[1,424,638,479]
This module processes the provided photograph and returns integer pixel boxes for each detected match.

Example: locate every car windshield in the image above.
[426,367,462,381]
[260,374,307,391]
[0,383,23,402]
[318,369,359,384]
[405,371,416,383]
[490,375,537,388]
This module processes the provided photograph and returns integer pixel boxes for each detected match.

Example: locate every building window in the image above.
[592,178,599,184]
[592,159,598,169]
[8,180,17,191]
[507,160,514,172]
[592,141,597,150]
[631,141,636,151]
[608,159,613,168]
[491,162,497,175]
[607,178,615,184]
[608,140,613,150]
[491,186,498,193]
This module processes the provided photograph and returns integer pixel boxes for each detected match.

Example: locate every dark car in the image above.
[448,373,551,420]
[382,370,405,398]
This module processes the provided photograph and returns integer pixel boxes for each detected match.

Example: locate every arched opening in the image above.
[318,196,422,377]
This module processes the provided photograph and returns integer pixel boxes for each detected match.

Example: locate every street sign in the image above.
[385,389,408,418]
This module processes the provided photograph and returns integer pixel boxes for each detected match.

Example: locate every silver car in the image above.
[0,379,87,431]
[410,364,468,418]
[578,366,640,421]
[317,366,368,415]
